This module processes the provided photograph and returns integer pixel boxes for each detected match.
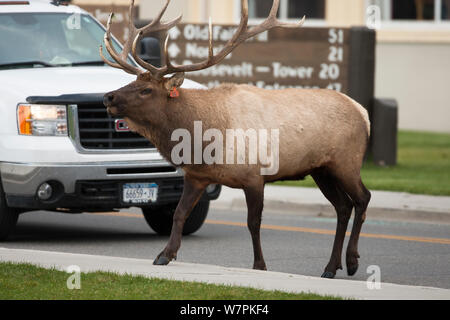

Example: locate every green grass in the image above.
[275,130,450,196]
[0,262,340,300]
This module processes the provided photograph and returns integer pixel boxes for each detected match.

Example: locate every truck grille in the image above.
[77,104,154,150]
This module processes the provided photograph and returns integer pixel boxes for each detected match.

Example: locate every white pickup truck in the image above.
[0,0,220,240]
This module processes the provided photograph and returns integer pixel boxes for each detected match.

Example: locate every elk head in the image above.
[101,0,305,124]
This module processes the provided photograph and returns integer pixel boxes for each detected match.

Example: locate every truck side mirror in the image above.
[138,37,161,67]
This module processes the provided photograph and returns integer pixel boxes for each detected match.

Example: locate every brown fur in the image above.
[104,75,371,278]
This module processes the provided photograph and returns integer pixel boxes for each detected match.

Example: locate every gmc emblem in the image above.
[115,119,130,132]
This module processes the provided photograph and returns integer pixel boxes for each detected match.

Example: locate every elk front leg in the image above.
[153,176,206,265]
[244,183,267,270]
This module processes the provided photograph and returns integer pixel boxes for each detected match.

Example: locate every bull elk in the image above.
[101,0,371,279]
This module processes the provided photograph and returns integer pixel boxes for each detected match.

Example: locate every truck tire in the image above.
[142,201,210,236]
[0,181,19,241]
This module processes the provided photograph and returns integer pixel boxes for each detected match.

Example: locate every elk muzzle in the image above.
[103,92,125,117]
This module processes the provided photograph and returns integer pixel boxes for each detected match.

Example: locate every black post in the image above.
[348,27,376,117]
[372,99,398,166]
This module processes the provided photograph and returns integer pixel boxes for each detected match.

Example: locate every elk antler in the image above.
[99,0,182,75]
[101,0,305,79]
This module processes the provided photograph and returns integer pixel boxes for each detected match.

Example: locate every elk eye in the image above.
[141,88,152,95]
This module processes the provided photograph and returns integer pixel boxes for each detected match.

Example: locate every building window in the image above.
[443,0,450,19]
[247,0,325,20]
[367,0,450,22]
[395,0,433,20]
[248,0,280,19]
[287,0,325,19]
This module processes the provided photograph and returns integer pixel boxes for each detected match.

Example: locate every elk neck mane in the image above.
[125,84,236,162]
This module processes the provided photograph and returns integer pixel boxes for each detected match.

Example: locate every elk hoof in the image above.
[347,264,359,276]
[153,254,170,266]
[253,261,267,271]
[321,271,335,279]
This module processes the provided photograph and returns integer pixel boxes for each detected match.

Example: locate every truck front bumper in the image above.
[0,161,220,211]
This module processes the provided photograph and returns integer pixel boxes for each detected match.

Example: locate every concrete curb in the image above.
[1,248,449,300]
[211,186,450,224]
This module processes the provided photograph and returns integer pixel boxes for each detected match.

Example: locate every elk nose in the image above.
[103,92,115,106]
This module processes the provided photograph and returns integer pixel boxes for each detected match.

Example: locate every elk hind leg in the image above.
[312,171,353,279]
[343,177,371,276]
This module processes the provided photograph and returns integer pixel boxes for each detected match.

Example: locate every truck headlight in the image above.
[17,104,68,136]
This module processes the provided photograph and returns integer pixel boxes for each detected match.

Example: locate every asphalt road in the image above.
[2,206,450,289]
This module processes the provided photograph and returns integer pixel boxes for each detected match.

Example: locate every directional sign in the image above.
[168,24,351,93]
[168,43,181,58]
[169,26,181,40]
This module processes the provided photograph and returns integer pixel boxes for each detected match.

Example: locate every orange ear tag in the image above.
[169,87,180,98]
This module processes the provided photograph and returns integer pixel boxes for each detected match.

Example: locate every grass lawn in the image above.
[0,262,340,300]
[275,130,450,196]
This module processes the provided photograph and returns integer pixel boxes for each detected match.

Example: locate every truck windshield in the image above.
[0,13,130,70]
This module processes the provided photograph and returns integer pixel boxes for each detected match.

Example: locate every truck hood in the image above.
[0,66,205,100]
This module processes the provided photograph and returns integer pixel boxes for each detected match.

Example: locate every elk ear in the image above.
[164,72,185,94]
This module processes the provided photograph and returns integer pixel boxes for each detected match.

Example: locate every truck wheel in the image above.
[0,182,19,241]
[142,201,210,236]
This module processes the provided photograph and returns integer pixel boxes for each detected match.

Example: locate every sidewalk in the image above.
[211,185,450,223]
[1,247,449,300]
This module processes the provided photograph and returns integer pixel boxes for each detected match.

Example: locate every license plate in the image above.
[122,183,158,204]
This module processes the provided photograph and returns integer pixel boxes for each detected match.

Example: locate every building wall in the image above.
[326,0,365,25]
[139,0,235,23]
[376,42,450,132]
[209,0,235,24]
[139,0,201,22]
